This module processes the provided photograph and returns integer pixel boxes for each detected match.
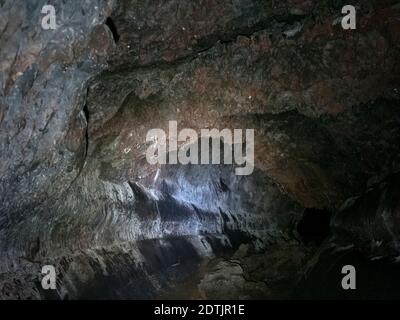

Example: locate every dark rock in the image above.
[0,0,399,299]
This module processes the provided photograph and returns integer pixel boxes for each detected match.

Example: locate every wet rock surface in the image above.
[0,0,400,299]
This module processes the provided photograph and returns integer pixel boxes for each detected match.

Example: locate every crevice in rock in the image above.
[60,92,91,199]
[105,17,120,43]
[82,102,90,158]
[106,19,291,73]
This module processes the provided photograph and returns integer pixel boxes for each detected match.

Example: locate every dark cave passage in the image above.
[297,208,332,246]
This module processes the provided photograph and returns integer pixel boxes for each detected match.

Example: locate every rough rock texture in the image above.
[0,0,400,299]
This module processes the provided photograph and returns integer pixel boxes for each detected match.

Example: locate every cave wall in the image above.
[0,0,400,299]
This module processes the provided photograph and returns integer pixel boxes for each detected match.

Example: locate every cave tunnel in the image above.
[1,0,400,301]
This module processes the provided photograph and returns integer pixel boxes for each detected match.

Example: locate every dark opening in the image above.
[105,17,120,43]
[297,208,332,245]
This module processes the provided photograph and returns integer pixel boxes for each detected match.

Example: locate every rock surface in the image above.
[0,0,400,299]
